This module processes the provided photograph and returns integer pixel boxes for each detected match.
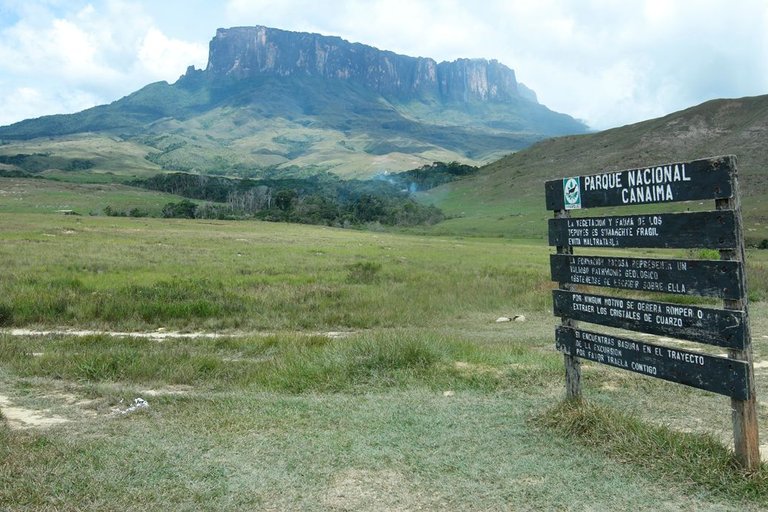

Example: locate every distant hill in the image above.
[424,95,768,242]
[0,26,587,179]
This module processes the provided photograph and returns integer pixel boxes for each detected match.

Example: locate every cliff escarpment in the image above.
[204,26,525,104]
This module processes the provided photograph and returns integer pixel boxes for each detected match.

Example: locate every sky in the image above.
[1,0,767,130]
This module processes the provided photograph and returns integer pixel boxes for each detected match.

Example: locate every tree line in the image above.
[129,171,445,227]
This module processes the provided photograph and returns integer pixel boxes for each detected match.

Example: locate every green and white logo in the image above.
[563,177,581,210]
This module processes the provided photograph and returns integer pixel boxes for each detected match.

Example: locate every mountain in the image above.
[423,94,768,242]
[0,26,587,179]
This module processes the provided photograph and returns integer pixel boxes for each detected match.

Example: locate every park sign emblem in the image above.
[544,156,761,471]
[562,177,581,209]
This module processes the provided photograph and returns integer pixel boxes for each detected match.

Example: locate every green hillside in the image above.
[0,75,585,180]
[424,95,768,242]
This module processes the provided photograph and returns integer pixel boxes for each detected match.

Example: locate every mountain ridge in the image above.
[0,25,587,178]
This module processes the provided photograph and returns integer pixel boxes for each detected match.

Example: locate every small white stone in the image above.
[443,390,455,397]
[496,317,511,323]
[513,315,526,322]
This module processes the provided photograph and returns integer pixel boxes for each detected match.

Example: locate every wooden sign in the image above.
[548,211,737,249]
[545,155,759,469]
[552,290,746,349]
[545,156,734,211]
[555,327,750,399]
[550,254,743,299]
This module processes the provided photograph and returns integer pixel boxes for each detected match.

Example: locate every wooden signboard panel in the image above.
[546,155,759,469]
[552,290,746,349]
[555,326,750,400]
[545,156,734,211]
[549,254,743,300]
[548,211,737,249]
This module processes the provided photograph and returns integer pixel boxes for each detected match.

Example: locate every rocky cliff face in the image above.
[203,26,530,104]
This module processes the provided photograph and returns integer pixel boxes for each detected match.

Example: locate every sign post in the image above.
[545,156,760,471]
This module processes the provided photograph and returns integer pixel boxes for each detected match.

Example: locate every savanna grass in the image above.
[540,399,768,503]
[0,329,557,393]
[0,214,554,331]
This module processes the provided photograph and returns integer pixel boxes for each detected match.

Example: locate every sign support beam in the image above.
[717,188,760,471]
[555,208,581,401]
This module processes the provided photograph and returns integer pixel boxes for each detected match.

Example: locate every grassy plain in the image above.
[0,213,767,510]
[0,178,189,216]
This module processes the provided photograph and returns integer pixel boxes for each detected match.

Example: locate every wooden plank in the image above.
[545,156,734,210]
[555,208,582,401]
[548,211,737,249]
[717,185,761,469]
[555,326,750,399]
[552,290,746,349]
[550,254,743,300]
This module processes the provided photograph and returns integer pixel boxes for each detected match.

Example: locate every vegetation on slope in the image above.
[424,95,768,241]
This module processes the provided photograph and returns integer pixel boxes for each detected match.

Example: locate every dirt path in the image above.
[2,328,354,340]
[0,393,69,429]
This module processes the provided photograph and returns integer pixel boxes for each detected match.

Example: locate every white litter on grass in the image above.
[496,315,525,323]
[112,398,149,415]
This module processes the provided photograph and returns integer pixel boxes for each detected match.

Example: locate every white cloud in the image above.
[1,0,768,130]
[0,0,207,125]
[138,28,208,82]
[0,85,99,126]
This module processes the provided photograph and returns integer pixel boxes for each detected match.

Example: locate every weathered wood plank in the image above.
[555,326,750,399]
[717,184,761,470]
[548,211,737,249]
[555,208,582,401]
[552,290,746,349]
[549,254,743,300]
[545,156,734,210]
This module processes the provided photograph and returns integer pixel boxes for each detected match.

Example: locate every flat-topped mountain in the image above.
[0,26,587,178]
[204,26,537,103]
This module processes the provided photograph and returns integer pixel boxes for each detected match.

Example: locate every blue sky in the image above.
[1,0,767,129]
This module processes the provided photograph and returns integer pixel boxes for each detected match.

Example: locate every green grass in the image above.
[0,178,190,216]
[541,400,768,501]
[0,214,553,331]
[0,330,539,392]
[0,213,767,510]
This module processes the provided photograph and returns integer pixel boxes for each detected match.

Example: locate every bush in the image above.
[162,199,198,218]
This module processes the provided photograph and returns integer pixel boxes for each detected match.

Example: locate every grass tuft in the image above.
[0,303,13,326]
[539,399,768,503]
[345,261,382,284]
